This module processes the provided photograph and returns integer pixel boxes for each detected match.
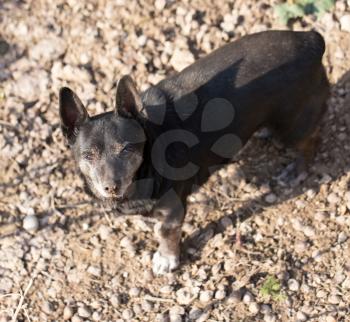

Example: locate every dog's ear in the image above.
[115,75,143,118]
[59,87,89,142]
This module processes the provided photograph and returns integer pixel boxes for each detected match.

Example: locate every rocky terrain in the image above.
[1,0,350,321]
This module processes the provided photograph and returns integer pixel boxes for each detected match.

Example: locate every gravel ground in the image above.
[1,0,350,321]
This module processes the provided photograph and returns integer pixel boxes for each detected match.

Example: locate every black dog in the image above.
[59,30,329,275]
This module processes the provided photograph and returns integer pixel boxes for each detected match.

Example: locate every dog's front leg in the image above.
[152,189,186,275]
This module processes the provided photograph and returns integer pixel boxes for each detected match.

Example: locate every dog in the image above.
[59,30,329,275]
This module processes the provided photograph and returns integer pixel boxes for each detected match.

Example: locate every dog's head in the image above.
[59,76,146,201]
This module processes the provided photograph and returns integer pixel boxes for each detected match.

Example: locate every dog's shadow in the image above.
[183,69,350,263]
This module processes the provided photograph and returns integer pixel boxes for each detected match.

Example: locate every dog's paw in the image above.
[152,251,179,275]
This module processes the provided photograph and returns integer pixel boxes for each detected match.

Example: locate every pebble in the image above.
[338,232,348,243]
[295,240,308,253]
[248,302,260,314]
[129,287,141,297]
[264,313,276,322]
[325,316,337,322]
[141,300,153,312]
[215,289,226,300]
[199,290,213,303]
[303,225,316,238]
[23,215,39,232]
[288,279,300,291]
[176,287,193,305]
[110,294,121,307]
[155,313,169,322]
[133,304,142,315]
[189,307,203,320]
[77,305,91,318]
[63,306,74,320]
[71,315,83,322]
[169,306,185,316]
[98,224,112,240]
[92,312,101,321]
[242,291,254,304]
[169,314,182,322]
[260,304,272,314]
[41,301,54,314]
[328,294,341,304]
[340,14,350,32]
[228,290,242,303]
[327,193,339,204]
[87,265,101,277]
[169,48,195,71]
[296,311,307,321]
[265,193,277,204]
[160,285,173,295]
[122,308,134,320]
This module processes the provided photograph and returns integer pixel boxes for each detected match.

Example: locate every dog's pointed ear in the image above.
[115,75,143,118]
[59,87,89,142]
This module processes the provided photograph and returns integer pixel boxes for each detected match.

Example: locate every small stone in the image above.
[260,304,272,314]
[87,265,101,277]
[92,312,101,321]
[340,14,350,32]
[334,271,345,284]
[288,279,300,291]
[314,212,328,221]
[71,315,83,322]
[228,290,241,303]
[133,304,142,315]
[169,314,182,322]
[110,294,121,307]
[199,290,213,303]
[141,300,153,312]
[296,311,307,321]
[328,294,341,304]
[137,35,147,47]
[327,193,339,204]
[220,216,232,229]
[338,232,348,243]
[176,287,193,305]
[129,287,141,297]
[42,301,54,314]
[242,291,254,304]
[215,289,226,300]
[77,305,91,318]
[63,306,74,320]
[155,313,168,322]
[189,307,203,320]
[169,48,195,72]
[249,302,260,314]
[98,225,112,240]
[303,226,315,238]
[23,215,39,232]
[169,306,185,316]
[295,240,308,253]
[264,313,276,322]
[160,285,173,295]
[325,315,337,322]
[265,193,277,204]
[122,309,134,320]
[155,0,166,10]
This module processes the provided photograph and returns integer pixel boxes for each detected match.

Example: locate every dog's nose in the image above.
[104,183,120,194]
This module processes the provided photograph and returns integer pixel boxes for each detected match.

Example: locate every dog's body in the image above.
[59,30,329,275]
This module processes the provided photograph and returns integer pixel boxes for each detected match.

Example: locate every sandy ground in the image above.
[1,0,350,321]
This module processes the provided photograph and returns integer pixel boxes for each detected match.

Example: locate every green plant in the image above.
[274,0,335,25]
[260,276,286,301]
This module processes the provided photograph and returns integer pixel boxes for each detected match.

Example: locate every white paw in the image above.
[152,251,179,275]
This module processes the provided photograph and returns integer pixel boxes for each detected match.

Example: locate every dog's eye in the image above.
[120,144,133,154]
[82,151,97,160]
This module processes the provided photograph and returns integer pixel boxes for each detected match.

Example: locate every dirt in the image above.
[1,0,350,321]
